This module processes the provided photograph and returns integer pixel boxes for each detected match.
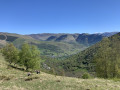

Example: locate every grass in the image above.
[0,54,120,90]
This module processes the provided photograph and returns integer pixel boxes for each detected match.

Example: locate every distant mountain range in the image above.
[29,32,118,46]
[95,32,119,37]
[0,32,119,57]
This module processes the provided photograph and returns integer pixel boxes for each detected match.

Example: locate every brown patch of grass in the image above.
[25,77,33,81]
[56,80,61,82]
[0,75,13,81]
[25,76,39,81]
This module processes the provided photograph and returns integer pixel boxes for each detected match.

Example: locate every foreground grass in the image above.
[0,54,120,90]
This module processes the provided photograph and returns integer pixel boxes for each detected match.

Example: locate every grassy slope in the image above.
[0,54,120,90]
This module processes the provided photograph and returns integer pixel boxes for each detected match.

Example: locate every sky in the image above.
[0,0,120,34]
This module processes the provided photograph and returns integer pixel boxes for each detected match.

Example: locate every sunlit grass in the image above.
[0,53,120,90]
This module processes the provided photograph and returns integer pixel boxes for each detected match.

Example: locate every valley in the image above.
[0,32,118,57]
[1,32,120,90]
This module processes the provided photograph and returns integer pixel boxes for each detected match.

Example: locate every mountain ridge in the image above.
[28,32,118,46]
[0,32,118,57]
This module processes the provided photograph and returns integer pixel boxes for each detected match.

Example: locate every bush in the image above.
[82,73,91,79]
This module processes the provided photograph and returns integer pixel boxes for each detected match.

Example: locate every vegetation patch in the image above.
[25,76,39,81]
[56,80,61,82]
[82,73,91,79]
[25,77,33,81]
[0,75,13,81]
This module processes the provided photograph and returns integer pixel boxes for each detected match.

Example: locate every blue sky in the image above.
[0,0,120,34]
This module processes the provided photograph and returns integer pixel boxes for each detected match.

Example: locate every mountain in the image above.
[29,33,57,41]
[76,33,103,46]
[44,32,120,77]
[96,32,118,37]
[0,32,118,57]
[0,33,87,57]
[1,32,120,77]
[29,32,118,46]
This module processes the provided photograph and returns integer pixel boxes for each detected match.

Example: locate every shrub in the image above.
[82,73,91,79]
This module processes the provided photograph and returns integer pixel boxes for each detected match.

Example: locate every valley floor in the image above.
[0,54,120,90]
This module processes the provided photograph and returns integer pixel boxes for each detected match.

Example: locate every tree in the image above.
[95,37,120,78]
[95,38,111,78]
[19,43,40,70]
[30,45,40,70]
[2,43,19,65]
[109,36,120,78]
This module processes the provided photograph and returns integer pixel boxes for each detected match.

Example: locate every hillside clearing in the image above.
[0,54,120,90]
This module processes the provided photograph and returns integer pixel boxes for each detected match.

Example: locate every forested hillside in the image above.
[44,32,120,78]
